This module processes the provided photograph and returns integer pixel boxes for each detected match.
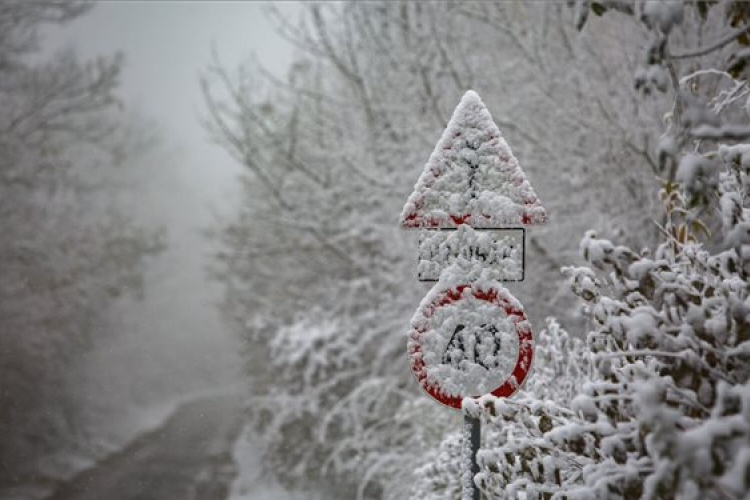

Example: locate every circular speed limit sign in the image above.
[407,281,534,409]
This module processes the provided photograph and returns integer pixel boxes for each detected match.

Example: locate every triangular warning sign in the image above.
[400,90,547,229]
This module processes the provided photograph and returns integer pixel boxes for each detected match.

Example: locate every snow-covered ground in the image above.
[228,425,321,500]
[1,388,244,500]
[1,400,179,500]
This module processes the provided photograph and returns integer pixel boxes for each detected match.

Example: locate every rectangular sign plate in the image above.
[418,228,525,282]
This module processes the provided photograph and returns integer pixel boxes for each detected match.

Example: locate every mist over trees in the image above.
[205,1,750,499]
[0,2,166,490]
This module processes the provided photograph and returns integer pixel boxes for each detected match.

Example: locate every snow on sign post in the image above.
[400,90,547,500]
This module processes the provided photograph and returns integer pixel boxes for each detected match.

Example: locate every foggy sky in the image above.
[42,1,298,210]
[39,2,300,383]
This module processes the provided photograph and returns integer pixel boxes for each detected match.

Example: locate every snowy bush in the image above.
[436,147,750,499]
[548,173,750,498]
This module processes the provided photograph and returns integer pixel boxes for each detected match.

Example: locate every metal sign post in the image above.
[400,90,547,499]
[462,400,481,500]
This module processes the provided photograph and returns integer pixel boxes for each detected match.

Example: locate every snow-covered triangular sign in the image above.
[400,90,547,229]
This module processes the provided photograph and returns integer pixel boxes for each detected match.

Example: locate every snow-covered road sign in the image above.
[418,227,524,282]
[400,90,546,229]
[408,280,534,409]
[400,90,546,408]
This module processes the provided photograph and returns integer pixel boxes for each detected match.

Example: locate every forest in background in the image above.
[0,3,241,497]
[204,2,750,499]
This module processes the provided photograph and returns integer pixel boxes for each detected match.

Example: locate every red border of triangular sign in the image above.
[400,90,547,229]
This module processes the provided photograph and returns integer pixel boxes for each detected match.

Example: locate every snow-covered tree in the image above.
[426,2,750,498]
[0,2,164,486]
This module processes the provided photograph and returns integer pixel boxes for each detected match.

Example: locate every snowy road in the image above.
[46,394,244,500]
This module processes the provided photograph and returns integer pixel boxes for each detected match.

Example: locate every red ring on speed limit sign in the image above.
[407,283,534,410]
